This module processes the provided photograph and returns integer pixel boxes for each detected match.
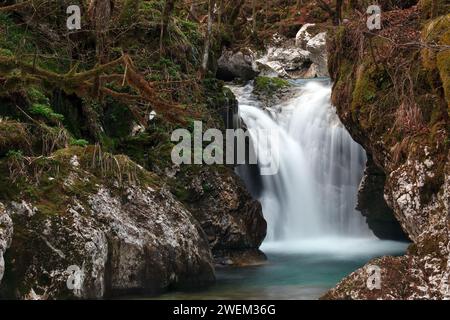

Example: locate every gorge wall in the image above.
[324,0,450,299]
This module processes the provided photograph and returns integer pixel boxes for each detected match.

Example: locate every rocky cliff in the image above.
[324,1,450,299]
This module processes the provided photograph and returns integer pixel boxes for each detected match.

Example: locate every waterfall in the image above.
[231,79,372,241]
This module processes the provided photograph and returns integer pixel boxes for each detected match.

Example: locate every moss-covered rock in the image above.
[0,146,215,299]
[254,76,290,95]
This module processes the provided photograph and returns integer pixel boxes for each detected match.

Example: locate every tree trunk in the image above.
[218,0,223,27]
[335,0,343,25]
[160,0,177,54]
[201,0,216,74]
[88,0,113,63]
[229,0,244,25]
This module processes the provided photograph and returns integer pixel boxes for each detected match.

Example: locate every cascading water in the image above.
[159,79,409,300]
[231,79,372,241]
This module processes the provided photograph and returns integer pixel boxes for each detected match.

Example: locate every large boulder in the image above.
[255,24,329,79]
[0,147,214,299]
[295,23,319,47]
[216,49,259,81]
[256,45,312,78]
[295,23,328,78]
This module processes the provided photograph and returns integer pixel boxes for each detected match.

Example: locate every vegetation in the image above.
[254,76,290,94]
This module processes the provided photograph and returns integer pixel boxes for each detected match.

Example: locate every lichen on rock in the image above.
[0,147,215,299]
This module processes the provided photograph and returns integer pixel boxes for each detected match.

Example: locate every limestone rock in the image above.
[256,45,312,78]
[0,147,214,299]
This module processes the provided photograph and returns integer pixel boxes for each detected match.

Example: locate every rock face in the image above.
[255,24,328,79]
[357,157,410,241]
[216,49,259,81]
[324,4,450,299]
[184,168,267,266]
[0,147,214,299]
[0,203,13,285]
[255,45,312,78]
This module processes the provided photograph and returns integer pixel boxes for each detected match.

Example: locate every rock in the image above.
[256,45,312,78]
[214,249,267,267]
[0,203,13,285]
[216,49,259,81]
[324,7,450,299]
[305,32,328,77]
[184,168,267,266]
[357,157,410,241]
[295,23,317,47]
[255,24,329,79]
[0,147,214,299]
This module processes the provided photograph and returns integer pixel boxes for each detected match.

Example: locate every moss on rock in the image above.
[254,76,290,95]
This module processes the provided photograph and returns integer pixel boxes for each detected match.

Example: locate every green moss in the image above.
[254,76,290,95]
[69,138,89,147]
[28,87,49,104]
[30,103,64,123]
[351,65,377,110]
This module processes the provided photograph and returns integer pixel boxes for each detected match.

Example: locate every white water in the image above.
[231,80,372,242]
[155,79,409,301]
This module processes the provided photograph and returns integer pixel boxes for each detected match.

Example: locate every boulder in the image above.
[255,46,312,78]
[305,32,328,77]
[255,24,329,79]
[216,49,259,81]
[0,147,215,299]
